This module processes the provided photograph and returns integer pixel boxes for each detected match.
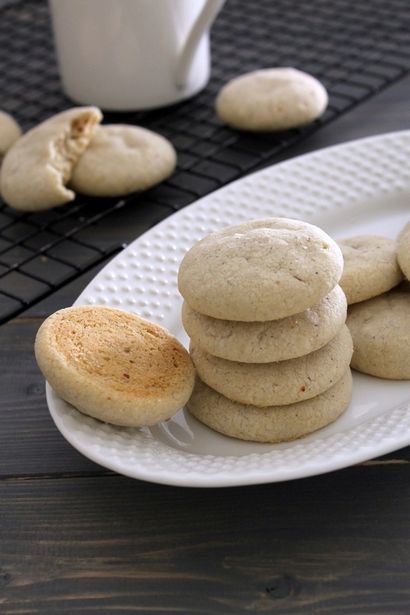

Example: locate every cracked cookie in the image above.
[0,107,102,211]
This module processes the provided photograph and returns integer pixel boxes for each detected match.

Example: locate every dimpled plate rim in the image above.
[46,130,410,487]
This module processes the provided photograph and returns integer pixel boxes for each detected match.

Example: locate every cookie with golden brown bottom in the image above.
[187,369,352,443]
[35,306,195,426]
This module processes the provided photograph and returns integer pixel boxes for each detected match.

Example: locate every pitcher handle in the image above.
[174,0,225,88]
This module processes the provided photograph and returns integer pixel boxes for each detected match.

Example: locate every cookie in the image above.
[338,235,402,304]
[215,68,328,132]
[178,218,343,321]
[190,325,353,406]
[35,306,195,427]
[347,292,410,379]
[0,107,102,211]
[70,124,177,197]
[182,284,347,363]
[0,110,21,158]
[397,222,410,281]
[188,369,352,443]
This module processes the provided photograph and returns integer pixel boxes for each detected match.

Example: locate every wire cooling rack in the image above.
[0,0,410,322]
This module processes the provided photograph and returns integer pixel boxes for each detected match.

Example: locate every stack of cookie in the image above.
[178,218,353,443]
[338,230,410,380]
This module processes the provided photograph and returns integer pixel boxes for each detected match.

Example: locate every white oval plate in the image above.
[47,130,410,487]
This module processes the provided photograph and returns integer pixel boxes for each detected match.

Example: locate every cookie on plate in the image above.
[1,107,102,211]
[182,284,347,363]
[347,292,410,379]
[0,110,22,158]
[338,235,402,304]
[178,218,343,321]
[190,325,353,406]
[35,306,195,426]
[397,222,410,281]
[70,124,177,197]
[188,369,352,443]
[215,67,328,131]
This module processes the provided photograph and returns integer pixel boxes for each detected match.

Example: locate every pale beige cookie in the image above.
[338,235,402,304]
[190,325,353,407]
[215,68,328,132]
[70,124,177,197]
[35,306,195,427]
[347,292,410,379]
[188,369,352,443]
[0,110,22,158]
[0,107,102,211]
[178,217,343,321]
[182,285,347,363]
[397,222,410,281]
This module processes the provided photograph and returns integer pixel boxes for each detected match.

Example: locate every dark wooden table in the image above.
[1,77,410,614]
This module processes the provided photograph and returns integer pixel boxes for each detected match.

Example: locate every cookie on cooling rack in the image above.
[70,124,176,197]
[1,107,102,211]
[215,67,328,131]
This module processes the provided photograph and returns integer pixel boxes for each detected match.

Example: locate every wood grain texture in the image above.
[1,468,410,614]
[0,319,102,476]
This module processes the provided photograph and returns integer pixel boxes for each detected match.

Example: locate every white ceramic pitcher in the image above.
[49,0,225,111]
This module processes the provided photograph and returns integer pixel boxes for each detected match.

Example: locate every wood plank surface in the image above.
[0,318,104,476]
[1,467,410,614]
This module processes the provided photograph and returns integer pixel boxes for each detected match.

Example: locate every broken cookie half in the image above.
[0,106,102,211]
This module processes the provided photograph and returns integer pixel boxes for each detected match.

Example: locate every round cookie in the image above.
[347,292,410,379]
[338,235,402,304]
[190,325,353,407]
[188,369,352,443]
[70,124,177,197]
[1,107,102,211]
[35,306,195,426]
[0,110,22,158]
[397,222,410,281]
[178,218,343,322]
[215,67,328,132]
[182,285,347,363]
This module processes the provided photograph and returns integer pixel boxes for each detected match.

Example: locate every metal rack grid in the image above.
[1,0,410,323]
